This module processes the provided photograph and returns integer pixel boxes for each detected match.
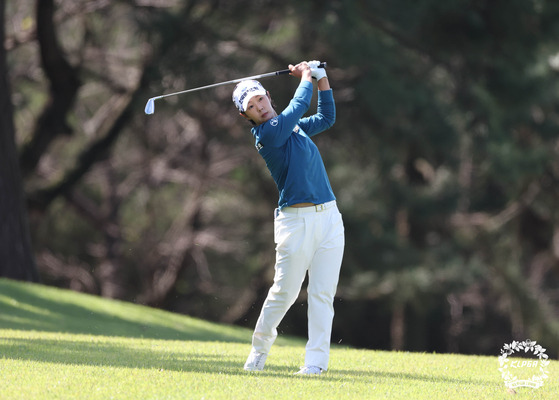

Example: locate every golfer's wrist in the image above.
[317,76,330,91]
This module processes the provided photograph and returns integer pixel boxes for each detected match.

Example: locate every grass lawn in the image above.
[0,278,556,399]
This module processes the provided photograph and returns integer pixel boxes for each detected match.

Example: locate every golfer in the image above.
[232,61,344,375]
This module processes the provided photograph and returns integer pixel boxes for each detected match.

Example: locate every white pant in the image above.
[251,201,344,370]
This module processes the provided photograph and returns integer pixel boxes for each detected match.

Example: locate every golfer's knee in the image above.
[270,283,301,305]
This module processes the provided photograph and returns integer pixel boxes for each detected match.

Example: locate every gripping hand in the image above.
[308,60,327,81]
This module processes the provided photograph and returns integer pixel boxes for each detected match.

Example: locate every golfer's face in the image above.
[245,94,276,125]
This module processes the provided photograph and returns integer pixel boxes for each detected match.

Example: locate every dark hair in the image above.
[241,112,257,126]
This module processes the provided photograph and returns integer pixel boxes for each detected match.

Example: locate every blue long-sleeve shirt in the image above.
[251,80,336,209]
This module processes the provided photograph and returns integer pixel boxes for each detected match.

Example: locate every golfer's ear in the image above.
[240,112,255,125]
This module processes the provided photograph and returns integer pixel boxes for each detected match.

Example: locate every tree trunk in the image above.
[19,0,80,177]
[0,0,39,281]
[390,302,405,351]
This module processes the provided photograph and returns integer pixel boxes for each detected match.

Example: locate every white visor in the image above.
[232,80,267,112]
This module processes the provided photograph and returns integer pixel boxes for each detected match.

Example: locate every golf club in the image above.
[144,62,327,115]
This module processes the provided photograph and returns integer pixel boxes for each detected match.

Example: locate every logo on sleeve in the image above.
[255,142,264,151]
[270,117,278,127]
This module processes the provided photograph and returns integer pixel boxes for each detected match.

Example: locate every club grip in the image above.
[276,62,327,75]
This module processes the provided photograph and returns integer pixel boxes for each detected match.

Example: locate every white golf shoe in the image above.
[243,350,267,371]
[294,365,322,376]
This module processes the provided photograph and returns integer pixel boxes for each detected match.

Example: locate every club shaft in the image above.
[152,62,327,101]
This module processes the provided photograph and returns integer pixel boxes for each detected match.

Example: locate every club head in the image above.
[145,98,155,115]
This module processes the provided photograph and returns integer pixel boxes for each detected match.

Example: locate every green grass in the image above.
[0,278,556,399]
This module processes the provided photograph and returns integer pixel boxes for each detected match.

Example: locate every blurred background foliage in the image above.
[2,0,559,356]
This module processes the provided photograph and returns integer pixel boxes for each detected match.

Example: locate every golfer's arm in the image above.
[317,76,330,91]
[302,70,312,84]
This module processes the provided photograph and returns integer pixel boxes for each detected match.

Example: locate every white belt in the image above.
[281,200,336,214]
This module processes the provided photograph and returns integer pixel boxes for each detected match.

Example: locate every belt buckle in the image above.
[315,204,325,212]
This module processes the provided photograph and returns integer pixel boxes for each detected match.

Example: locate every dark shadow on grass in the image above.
[0,337,235,372]
[0,336,297,377]
[326,368,495,386]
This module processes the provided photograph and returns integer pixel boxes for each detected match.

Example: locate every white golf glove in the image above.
[308,60,327,81]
